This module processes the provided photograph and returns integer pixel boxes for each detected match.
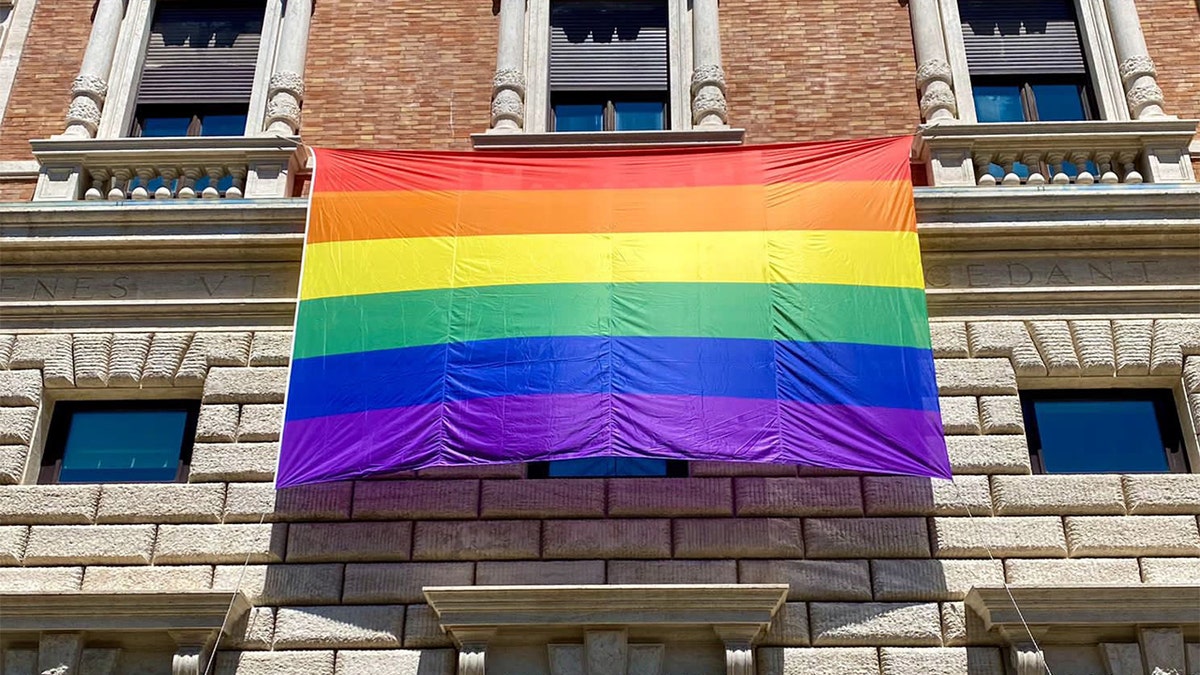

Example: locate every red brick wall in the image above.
[0,0,90,161]
[0,179,35,202]
[1141,0,1200,120]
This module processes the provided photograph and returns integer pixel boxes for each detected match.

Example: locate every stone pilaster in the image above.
[265,0,313,134]
[908,0,957,122]
[691,0,728,128]
[1102,0,1166,119]
[488,0,526,132]
[63,0,127,138]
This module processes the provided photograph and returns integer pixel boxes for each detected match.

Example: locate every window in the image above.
[1021,390,1189,474]
[529,458,688,478]
[959,0,1096,123]
[549,0,669,133]
[39,400,200,484]
[130,0,265,137]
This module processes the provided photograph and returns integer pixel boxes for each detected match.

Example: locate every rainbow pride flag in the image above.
[277,137,949,488]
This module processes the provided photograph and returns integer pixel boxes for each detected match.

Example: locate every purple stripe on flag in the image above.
[276,394,949,488]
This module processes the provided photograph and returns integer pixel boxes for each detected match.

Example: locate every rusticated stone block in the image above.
[480,478,605,518]
[214,563,344,605]
[417,464,524,479]
[930,322,968,358]
[24,524,155,564]
[932,516,1067,558]
[403,604,453,648]
[0,334,13,368]
[966,322,1046,375]
[1139,557,1200,584]
[735,477,863,517]
[476,560,605,585]
[977,396,1023,434]
[107,333,152,386]
[0,445,29,485]
[353,480,479,520]
[761,602,810,647]
[412,520,539,560]
[607,559,737,584]
[862,475,991,516]
[0,566,83,591]
[81,565,213,592]
[940,602,1003,647]
[335,649,455,675]
[939,397,981,434]
[288,522,412,562]
[274,606,404,648]
[756,647,880,675]
[992,475,1126,515]
[141,333,192,385]
[202,367,288,403]
[0,484,99,524]
[809,602,942,646]
[189,442,278,482]
[1151,319,1200,375]
[96,483,225,523]
[238,403,283,442]
[1065,515,1200,557]
[872,559,1004,600]
[230,607,276,649]
[224,482,353,522]
[343,562,474,604]
[0,406,37,444]
[1185,356,1200,393]
[805,518,930,558]
[214,650,335,675]
[608,477,733,516]
[249,332,293,366]
[1004,558,1141,585]
[738,560,871,601]
[196,404,239,442]
[1029,320,1081,375]
[0,369,42,406]
[0,525,28,564]
[880,647,1005,675]
[674,517,803,558]
[154,523,286,564]
[72,333,112,386]
[12,334,72,386]
[945,436,1031,475]
[1113,319,1152,375]
[1070,320,1116,375]
[934,359,1017,396]
[689,461,796,477]
[1123,475,1200,515]
[544,519,669,559]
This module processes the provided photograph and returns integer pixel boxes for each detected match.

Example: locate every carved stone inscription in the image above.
[0,266,300,302]
[921,254,1198,290]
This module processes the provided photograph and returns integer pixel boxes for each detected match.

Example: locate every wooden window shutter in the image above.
[549,1,669,91]
[958,0,1088,75]
[136,1,265,105]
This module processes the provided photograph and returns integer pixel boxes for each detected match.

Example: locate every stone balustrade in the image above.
[916,119,1197,188]
[29,136,304,202]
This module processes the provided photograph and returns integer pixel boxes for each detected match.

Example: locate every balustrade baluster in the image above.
[1071,151,1095,185]
[1095,152,1120,184]
[974,153,997,186]
[108,168,131,201]
[1023,151,1046,185]
[178,168,201,199]
[84,169,109,201]
[202,167,224,199]
[1117,151,1143,184]
[156,167,178,199]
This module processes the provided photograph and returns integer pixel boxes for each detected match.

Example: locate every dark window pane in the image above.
[139,116,193,137]
[554,103,604,132]
[58,410,188,483]
[1032,399,1170,473]
[1031,83,1086,121]
[614,100,665,131]
[973,84,1025,122]
[200,113,248,136]
[548,457,668,477]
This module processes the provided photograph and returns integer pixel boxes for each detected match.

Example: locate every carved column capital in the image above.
[1118,55,1157,84]
[493,68,526,97]
[915,58,952,88]
[71,74,109,101]
[920,84,957,119]
[692,90,729,126]
[1126,82,1165,116]
[690,64,726,96]
[65,97,103,135]
[268,70,306,100]
[1011,643,1047,675]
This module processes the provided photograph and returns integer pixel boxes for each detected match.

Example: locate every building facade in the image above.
[0,0,1198,673]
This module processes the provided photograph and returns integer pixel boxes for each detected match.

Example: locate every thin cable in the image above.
[202,510,270,675]
[947,478,1053,675]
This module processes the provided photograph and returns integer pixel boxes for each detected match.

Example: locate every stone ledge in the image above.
[470,128,746,149]
[965,585,1200,634]
[0,591,249,631]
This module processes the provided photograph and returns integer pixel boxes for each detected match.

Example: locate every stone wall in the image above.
[1,319,1198,673]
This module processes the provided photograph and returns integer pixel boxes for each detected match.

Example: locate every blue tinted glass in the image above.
[614,101,665,131]
[554,103,604,132]
[548,457,669,477]
[1031,84,1086,121]
[973,85,1025,123]
[59,410,188,483]
[201,114,248,137]
[1034,399,1169,473]
[140,116,192,137]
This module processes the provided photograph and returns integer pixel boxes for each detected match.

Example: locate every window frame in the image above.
[38,399,201,485]
[528,458,689,479]
[130,102,252,137]
[970,73,1098,123]
[1020,388,1190,475]
[550,91,671,132]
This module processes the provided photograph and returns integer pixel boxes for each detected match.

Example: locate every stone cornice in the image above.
[471,128,746,149]
[965,585,1200,631]
[30,135,304,166]
[0,591,250,631]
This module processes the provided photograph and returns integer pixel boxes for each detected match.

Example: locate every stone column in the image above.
[908,0,956,122]
[488,0,526,132]
[265,0,313,134]
[63,0,127,137]
[690,0,728,128]
[1101,0,1165,118]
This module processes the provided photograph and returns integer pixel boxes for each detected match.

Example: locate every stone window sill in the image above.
[470,128,746,150]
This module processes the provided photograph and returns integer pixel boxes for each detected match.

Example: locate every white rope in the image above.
[202,510,270,675]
